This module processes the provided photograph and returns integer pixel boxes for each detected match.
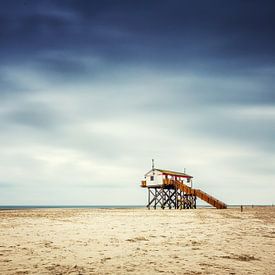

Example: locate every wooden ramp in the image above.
[165,180,227,209]
[194,189,227,209]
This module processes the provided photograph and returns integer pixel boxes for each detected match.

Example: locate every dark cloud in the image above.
[1,0,275,73]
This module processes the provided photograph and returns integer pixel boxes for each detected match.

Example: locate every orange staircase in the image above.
[164,179,227,209]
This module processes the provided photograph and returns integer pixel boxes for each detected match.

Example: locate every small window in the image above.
[150,175,154,181]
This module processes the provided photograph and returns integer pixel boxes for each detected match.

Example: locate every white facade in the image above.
[144,169,191,187]
[144,170,163,186]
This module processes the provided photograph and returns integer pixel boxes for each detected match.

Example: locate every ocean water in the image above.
[0,205,145,210]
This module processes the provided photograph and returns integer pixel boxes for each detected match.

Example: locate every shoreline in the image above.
[0,204,273,211]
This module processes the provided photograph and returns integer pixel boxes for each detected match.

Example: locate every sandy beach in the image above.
[0,207,274,274]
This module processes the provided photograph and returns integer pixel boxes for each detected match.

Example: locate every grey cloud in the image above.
[0,72,31,97]
[7,109,54,129]
[2,102,62,130]
[181,108,275,153]
[0,182,15,188]
[35,54,91,81]
[223,154,275,177]
[75,183,126,189]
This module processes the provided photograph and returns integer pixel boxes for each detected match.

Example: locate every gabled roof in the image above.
[145,168,193,178]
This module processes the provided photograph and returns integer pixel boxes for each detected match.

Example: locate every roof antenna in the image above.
[152,159,155,175]
[184,168,186,174]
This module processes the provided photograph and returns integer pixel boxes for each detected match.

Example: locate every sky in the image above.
[0,0,275,205]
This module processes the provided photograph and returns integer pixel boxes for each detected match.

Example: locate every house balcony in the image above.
[140,180,147,187]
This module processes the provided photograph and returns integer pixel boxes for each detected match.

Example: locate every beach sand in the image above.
[0,207,274,274]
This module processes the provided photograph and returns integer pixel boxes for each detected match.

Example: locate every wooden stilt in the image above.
[145,185,197,210]
[147,188,151,210]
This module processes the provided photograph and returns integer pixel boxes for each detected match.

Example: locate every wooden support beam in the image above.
[148,188,150,209]
[145,186,197,210]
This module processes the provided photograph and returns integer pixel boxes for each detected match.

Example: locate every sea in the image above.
[0,205,145,210]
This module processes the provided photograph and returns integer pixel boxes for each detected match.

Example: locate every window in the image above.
[150,175,154,181]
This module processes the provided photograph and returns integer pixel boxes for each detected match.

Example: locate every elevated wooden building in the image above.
[141,164,227,209]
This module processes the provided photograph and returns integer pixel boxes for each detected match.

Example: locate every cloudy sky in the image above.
[0,0,274,205]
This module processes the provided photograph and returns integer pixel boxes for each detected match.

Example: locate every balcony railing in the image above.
[140,180,146,187]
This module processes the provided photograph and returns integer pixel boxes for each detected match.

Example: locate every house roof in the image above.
[145,168,193,178]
